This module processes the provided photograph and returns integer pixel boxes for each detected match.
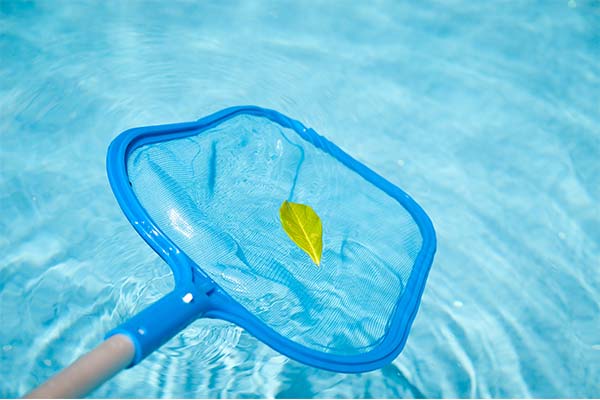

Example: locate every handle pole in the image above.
[23,334,135,399]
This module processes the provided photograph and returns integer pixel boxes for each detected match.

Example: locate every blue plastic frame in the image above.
[106,105,436,372]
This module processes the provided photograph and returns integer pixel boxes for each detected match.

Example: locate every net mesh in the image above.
[127,115,423,355]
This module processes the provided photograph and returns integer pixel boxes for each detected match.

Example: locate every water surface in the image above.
[1,0,599,397]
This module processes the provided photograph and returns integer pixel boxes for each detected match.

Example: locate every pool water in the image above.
[1,0,599,398]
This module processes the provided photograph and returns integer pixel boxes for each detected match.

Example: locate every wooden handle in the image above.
[24,334,135,399]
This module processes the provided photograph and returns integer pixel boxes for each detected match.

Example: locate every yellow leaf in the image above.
[279,200,323,266]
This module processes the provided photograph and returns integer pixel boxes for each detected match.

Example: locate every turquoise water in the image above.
[1,0,599,398]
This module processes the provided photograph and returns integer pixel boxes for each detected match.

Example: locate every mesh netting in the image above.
[127,115,423,355]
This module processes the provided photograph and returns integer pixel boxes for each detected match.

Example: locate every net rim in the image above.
[106,105,437,372]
